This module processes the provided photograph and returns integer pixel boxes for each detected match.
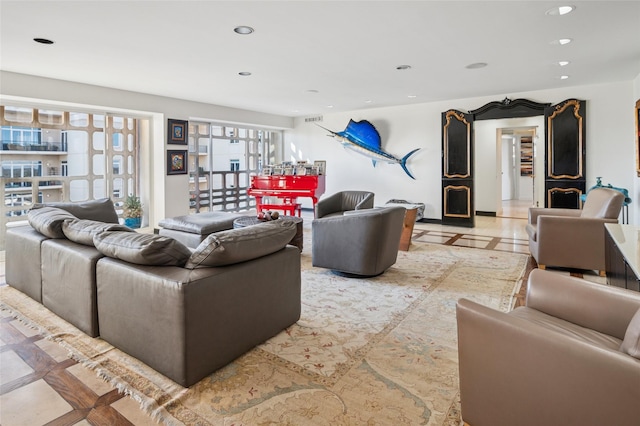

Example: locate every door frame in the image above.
[442,98,563,225]
[442,97,586,226]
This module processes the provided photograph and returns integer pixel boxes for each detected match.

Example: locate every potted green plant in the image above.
[123,195,142,229]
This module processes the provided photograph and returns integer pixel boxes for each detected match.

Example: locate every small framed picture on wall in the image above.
[313,160,326,175]
[167,150,188,175]
[167,119,188,145]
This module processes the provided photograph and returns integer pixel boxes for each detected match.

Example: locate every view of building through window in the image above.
[0,109,283,249]
[0,105,139,249]
[188,122,282,213]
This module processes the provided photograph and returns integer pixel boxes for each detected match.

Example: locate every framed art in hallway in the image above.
[167,119,188,145]
[167,150,188,175]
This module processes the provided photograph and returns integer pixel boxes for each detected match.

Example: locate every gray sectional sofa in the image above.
[5,199,301,387]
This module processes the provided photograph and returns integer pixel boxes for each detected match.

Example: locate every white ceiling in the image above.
[1,1,639,118]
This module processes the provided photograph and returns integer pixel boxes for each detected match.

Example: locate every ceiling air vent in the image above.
[304,116,323,123]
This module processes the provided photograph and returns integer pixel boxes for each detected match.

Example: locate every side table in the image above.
[233,216,304,252]
[398,207,418,251]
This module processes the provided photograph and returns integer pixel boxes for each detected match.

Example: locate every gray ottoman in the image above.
[158,211,248,248]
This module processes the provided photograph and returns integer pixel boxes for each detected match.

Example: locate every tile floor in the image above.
[0,212,605,425]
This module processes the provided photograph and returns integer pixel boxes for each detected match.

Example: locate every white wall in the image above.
[0,71,294,226]
[288,104,443,217]
[286,80,636,223]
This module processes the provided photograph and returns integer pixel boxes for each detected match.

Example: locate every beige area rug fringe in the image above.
[1,242,528,425]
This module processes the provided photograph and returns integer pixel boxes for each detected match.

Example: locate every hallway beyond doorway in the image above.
[499,199,531,219]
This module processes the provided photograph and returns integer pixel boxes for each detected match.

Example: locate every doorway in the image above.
[498,127,537,219]
[474,115,544,219]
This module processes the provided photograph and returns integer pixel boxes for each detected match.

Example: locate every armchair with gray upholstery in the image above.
[312,206,405,276]
[526,187,624,275]
[314,190,374,219]
[456,269,640,426]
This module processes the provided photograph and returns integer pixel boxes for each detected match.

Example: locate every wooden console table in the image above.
[604,223,640,292]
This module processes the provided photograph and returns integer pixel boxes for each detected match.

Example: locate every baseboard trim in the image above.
[476,211,496,217]
[419,218,442,224]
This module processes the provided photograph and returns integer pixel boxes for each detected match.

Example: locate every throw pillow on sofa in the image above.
[62,218,134,246]
[94,231,192,266]
[28,207,78,238]
[185,220,296,269]
[31,198,119,223]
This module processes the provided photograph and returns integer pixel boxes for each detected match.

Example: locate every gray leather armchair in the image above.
[312,206,405,276]
[314,190,374,218]
[457,269,640,426]
[526,187,624,275]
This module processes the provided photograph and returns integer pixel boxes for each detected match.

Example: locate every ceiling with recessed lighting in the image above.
[0,1,638,117]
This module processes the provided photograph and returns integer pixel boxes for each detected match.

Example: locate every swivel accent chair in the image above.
[312,206,405,276]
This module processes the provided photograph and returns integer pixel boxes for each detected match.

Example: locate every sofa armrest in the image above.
[528,207,580,225]
[315,192,342,218]
[537,214,616,235]
[456,298,640,426]
[526,269,640,339]
[5,225,48,302]
[354,192,375,210]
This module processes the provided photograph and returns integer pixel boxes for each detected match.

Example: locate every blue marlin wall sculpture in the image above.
[318,119,419,179]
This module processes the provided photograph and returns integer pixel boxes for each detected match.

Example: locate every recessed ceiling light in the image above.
[364,100,373,104]
[326,105,334,109]
[551,38,573,45]
[396,65,412,70]
[238,71,252,76]
[33,37,54,45]
[545,5,575,16]
[557,61,570,66]
[407,95,417,98]
[466,62,488,69]
[234,26,254,35]
[558,6,575,15]
[559,75,570,80]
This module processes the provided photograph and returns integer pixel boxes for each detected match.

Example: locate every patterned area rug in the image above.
[0,241,527,425]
